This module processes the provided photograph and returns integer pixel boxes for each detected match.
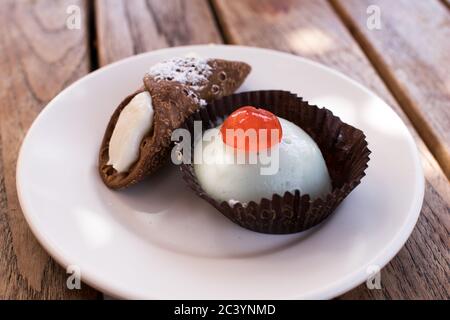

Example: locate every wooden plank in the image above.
[332,0,450,178]
[212,0,450,299]
[0,0,99,299]
[443,0,450,9]
[95,0,223,66]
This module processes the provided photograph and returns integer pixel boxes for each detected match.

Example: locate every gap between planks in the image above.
[88,0,99,70]
[207,0,229,43]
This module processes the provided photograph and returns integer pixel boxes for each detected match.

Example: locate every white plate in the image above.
[16,45,424,299]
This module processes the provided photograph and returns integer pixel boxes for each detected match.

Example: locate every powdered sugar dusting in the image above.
[148,57,212,106]
[148,57,212,91]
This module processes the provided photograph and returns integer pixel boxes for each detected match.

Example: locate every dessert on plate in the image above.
[180,90,370,234]
[99,56,251,189]
[97,56,369,235]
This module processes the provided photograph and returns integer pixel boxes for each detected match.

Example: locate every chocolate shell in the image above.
[179,90,371,234]
[99,58,251,189]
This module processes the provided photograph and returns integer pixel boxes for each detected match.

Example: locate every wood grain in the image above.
[331,0,450,179]
[0,0,99,299]
[212,0,450,299]
[95,0,223,66]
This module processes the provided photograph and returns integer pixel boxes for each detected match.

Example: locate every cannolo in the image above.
[99,57,251,189]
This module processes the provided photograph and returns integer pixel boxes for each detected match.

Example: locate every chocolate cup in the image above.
[179,90,371,234]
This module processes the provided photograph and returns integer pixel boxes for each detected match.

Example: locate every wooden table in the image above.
[0,0,448,299]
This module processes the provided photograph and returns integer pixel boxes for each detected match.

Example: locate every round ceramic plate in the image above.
[17,45,424,299]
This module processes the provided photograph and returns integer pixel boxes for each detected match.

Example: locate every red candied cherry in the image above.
[220,106,282,152]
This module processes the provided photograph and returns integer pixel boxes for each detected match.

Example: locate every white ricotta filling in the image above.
[107,91,154,173]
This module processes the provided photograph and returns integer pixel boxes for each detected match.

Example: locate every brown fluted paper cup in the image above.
[179,90,371,234]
